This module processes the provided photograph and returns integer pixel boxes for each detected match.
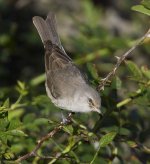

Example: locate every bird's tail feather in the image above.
[32,13,61,48]
[46,12,61,48]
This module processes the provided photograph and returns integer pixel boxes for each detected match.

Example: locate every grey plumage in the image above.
[33,13,86,98]
[45,12,61,48]
[32,12,101,113]
[33,12,59,46]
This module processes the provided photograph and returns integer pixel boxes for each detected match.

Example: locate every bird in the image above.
[32,12,101,114]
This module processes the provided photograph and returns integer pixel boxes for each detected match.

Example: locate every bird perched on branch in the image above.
[32,12,101,114]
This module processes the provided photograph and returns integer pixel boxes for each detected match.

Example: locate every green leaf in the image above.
[32,95,50,106]
[17,81,25,90]
[125,60,143,79]
[132,5,150,16]
[111,76,122,89]
[34,118,50,126]
[8,108,24,120]
[0,99,10,112]
[99,132,117,147]
[87,63,99,81]
[8,119,22,130]
[6,129,27,137]
[0,117,9,131]
[101,126,119,133]
[63,125,74,135]
[119,127,131,136]
[23,113,36,124]
[101,126,131,136]
[117,98,132,108]
[11,103,26,111]
[4,152,15,159]
[0,132,8,144]
[30,73,45,86]
[3,98,10,108]
[141,66,150,79]
[0,34,11,46]
[16,81,28,96]
[127,141,138,148]
[62,136,76,154]
[141,0,150,10]
[90,132,117,164]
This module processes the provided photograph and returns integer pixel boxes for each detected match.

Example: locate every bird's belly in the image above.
[46,83,91,113]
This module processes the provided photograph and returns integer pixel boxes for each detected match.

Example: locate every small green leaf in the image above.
[141,66,150,79]
[119,127,131,136]
[132,5,150,16]
[6,129,27,137]
[90,132,117,164]
[16,81,28,96]
[111,76,122,89]
[127,141,138,148]
[0,34,11,45]
[17,81,25,90]
[0,117,9,131]
[101,126,119,133]
[4,152,15,159]
[23,113,36,124]
[11,103,26,110]
[63,125,74,135]
[62,136,76,154]
[125,60,143,79]
[8,119,22,130]
[99,132,117,147]
[3,98,10,108]
[141,0,150,10]
[0,99,10,112]
[8,108,24,120]
[87,63,99,81]
[30,73,45,86]
[0,132,8,144]
[34,118,50,125]
[117,98,132,108]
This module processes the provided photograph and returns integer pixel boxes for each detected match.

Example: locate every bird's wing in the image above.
[46,62,87,99]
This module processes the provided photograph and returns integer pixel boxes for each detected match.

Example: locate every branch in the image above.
[15,113,73,163]
[94,28,150,133]
[98,28,150,91]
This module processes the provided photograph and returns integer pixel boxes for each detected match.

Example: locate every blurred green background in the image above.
[0,0,150,163]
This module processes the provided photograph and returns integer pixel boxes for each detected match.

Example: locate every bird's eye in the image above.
[88,98,95,108]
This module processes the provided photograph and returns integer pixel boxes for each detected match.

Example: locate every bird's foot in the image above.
[61,112,73,125]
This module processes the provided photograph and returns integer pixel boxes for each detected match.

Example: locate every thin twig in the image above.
[15,113,73,163]
[94,28,150,133]
[35,153,74,160]
[98,28,150,91]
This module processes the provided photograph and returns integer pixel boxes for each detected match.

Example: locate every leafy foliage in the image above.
[0,81,27,160]
[132,0,150,16]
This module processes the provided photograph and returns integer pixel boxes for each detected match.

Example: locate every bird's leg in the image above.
[61,112,67,124]
[61,112,74,125]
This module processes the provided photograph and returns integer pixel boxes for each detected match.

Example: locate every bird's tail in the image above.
[32,12,61,48]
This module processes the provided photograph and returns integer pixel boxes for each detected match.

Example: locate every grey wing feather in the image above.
[46,64,87,98]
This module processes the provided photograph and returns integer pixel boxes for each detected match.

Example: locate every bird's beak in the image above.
[93,107,102,115]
